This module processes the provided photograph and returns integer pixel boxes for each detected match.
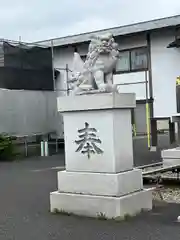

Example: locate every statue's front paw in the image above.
[98,84,107,92]
[99,87,106,92]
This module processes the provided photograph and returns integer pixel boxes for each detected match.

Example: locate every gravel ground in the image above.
[141,165,180,204]
[144,170,180,179]
[152,187,180,203]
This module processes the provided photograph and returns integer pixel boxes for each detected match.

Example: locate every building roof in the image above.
[35,15,180,47]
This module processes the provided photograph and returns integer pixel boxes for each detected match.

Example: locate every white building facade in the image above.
[37,15,180,139]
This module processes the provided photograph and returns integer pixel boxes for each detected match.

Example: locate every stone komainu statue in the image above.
[69,33,120,95]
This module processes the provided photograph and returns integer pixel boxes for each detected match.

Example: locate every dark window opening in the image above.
[115,47,148,74]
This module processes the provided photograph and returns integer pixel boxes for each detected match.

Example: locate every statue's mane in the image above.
[83,35,115,69]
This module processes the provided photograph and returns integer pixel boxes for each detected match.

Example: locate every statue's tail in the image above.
[72,52,84,74]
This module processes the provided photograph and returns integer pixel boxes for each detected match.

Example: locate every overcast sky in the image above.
[0,0,180,42]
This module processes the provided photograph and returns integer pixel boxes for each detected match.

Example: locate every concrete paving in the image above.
[0,154,180,239]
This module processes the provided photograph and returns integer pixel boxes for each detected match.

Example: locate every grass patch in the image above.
[97,212,108,220]
[51,209,147,222]
[52,208,71,216]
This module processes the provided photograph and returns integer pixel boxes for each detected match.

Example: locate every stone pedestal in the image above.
[50,92,152,219]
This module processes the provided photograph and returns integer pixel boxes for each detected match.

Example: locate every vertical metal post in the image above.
[145,70,151,149]
[145,70,148,101]
[146,33,154,117]
[151,119,157,147]
[177,121,180,145]
[66,64,69,96]
[51,40,56,91]
[55,136,58,153]
[169,119,175,144]
[19,36,22,43]
[24,137,28,157]
[51,40,59,147]
[131,109,136,137]
[18,36,23,72]
[41,141,44,156]
[44,140,49,157]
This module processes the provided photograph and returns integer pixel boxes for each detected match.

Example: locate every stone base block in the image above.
[58,169,143,197]
[163,158,180,167]
[162,148,180,167]
[50,189,152,219]
[161,148,180,159]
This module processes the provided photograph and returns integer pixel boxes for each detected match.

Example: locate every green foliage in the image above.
[0,134,16,161]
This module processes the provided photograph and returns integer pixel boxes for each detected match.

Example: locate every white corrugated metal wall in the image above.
[0,89,58,136]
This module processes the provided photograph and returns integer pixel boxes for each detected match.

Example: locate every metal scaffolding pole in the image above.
[51,40,56,91]
[145,70,151,149]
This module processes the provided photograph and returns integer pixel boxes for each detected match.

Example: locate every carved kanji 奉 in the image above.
[75,122,103,159]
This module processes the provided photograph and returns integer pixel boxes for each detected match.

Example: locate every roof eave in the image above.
[34,15,180,47]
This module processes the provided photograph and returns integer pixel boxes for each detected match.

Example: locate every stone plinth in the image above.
[162,147,180,167]
[50,92,152,219]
